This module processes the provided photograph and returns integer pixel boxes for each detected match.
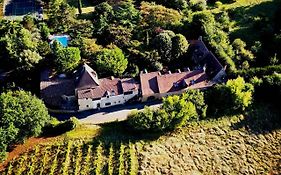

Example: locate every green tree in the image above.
[93,2,114,35]
[140,2,183,29]
[226,77,254,110]
[182,89,207,118]
[22,15,35,30]
[162,95,198,129]
[254,73,281,106]
[128,94,199,131]
[207,77,254,115]
[81,38,102,58]
[0,90,50,142]
[0,124,18,162]
[1,27,41,70]
[154,31,173,63]
[172,34,189,60]
[48,0,76,32]
[108,25,133,47]
[39,23,51,40]
[54,43,81,73]
[95,47,128,76]
[114,1,141,28]
[232,38,254,68]
[19,49,42,70]
[189,0,207,11]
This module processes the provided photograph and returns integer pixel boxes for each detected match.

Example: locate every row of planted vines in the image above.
[1,140,139,175]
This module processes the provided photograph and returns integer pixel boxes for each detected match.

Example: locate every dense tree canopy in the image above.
[95,47,128,76]
[53,42,81,73]
[0,90,50,162]
[207,77,254,115]
[128,91,202,131]
[140,2,183,29]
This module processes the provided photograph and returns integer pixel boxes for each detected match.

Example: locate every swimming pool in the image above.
[49,35,70,47]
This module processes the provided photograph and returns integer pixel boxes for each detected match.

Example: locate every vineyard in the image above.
[0,140,139,175]
[0,105,280,174]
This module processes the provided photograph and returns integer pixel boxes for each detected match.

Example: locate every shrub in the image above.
[253,73,281,106]
[182,89,207,118]
[215,1,223,8]
[128,93,200,131]
[42,117,79,136]
[189,0,207,11]
[206,77,254,115]
[0,90,50,162]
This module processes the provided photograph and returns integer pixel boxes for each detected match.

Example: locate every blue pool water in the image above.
[50,35,69,47]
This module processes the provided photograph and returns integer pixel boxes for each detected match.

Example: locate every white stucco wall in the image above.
[78,90,138,111]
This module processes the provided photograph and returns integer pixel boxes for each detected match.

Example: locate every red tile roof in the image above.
[77,77,123,99]
[140,70,211,96]
[157,70,207,93]
[121,78,140,92]
[40,79,75,108]
[140,71,160,96]
[76,64,100,89]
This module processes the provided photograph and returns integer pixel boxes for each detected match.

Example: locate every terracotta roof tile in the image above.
[121,78,140,92]
[140,72,159,96]
[40,79,75,108]
[140,69,211,96]
[77,78,123,99]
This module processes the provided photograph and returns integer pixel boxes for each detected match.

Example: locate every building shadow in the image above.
[51,100,162,121]
[231,103,281,135]
[90,121,166,146]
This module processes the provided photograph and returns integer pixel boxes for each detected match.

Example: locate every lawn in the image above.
[0,103,280,174]
[207,0,280,44]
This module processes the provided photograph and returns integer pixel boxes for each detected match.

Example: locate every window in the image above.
[105,102,111,106]
[124,91,133,95]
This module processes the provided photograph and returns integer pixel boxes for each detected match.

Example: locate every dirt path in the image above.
[0,137,56,171]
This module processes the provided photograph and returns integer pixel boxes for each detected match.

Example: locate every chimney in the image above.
[110,76,114,80]
[187,67,191,71]
[198,36,202,41]
[168,71,172,74]
[177,69,181,73]
[144,69,148,74]
[203,64,206,72]
[158,72,161,76]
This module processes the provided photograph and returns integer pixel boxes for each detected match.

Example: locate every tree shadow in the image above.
[90,121,165,146]
[231,103,281,134]
[228,0,280,44]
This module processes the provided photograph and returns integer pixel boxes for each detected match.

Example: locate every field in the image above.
[0,104,280,175]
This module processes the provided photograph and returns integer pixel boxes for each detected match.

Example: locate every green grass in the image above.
[207,0,280,44]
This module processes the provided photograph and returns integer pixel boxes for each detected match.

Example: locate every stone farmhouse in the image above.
[40,38,226,112]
